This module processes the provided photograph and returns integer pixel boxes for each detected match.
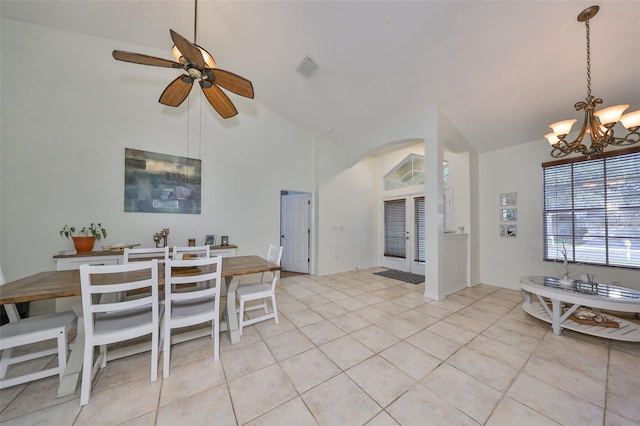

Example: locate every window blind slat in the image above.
[414,196,425,262]
[384,199,406,258]
[542,148,640,269]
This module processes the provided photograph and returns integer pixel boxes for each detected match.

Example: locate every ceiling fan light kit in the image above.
[171,44,216,69]
[545,5,639,158]
[111,0,253,119]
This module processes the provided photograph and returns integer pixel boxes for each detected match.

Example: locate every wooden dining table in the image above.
[0,255,280,397]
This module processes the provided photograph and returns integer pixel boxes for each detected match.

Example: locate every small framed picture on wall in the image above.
[499,192,517,206]
[500,208,517,222]
[204,235,216,246]
[500,224,517,237]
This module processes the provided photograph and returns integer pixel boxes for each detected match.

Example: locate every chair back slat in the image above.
[168,262,220,284]
[123,246,169,264]
[85,279,156,294]
[266,244,284,265]
[172,245,210,260]
[165,256,221,303]
[170,287,218,301]
[90,295,154,314]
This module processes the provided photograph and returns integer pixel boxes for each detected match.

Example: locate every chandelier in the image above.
[544,5,640,158]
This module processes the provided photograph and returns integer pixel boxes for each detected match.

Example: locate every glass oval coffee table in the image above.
[520,276,640,341]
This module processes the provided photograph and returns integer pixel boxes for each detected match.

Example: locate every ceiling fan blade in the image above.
[159,75,194,107]
[200,82,238,119]
[169,29,205,69]
[210,69,254,99]
[112,50,181,69]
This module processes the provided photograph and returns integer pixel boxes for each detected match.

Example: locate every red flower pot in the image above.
[72,236,96,253]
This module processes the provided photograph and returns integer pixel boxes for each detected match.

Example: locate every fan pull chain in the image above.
[186,94,191,160]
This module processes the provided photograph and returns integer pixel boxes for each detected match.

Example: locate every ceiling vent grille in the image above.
[296,55,318,77]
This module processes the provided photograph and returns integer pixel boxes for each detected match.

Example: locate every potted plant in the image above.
[60,223,108,253]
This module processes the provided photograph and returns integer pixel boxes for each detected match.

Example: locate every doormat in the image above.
[374,269,425,285]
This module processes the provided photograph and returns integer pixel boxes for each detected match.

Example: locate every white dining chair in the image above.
[163,255,222,377]
[0,268,77,389]
[237,244,283,335]
[123,246,170,264]
[79,260,160,406]
[121,246,169,301]
[172,245,210,260]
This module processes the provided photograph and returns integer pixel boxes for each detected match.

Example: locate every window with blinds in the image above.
[384,199,406,258]
[414,196,425,262]
[542,147,640,269]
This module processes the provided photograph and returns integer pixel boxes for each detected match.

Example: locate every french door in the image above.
[381,195,425,273]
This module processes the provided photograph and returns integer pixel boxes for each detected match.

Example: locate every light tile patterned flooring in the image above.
[1,267,639,425]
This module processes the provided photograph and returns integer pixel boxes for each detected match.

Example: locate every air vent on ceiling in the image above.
[296,55,318,77]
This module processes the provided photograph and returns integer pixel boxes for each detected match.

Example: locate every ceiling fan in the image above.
[111,2,253,119]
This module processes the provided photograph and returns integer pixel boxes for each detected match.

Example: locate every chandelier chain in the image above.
[585,19,591,98]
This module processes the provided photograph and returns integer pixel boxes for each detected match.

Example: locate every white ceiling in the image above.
[2,0,639,154]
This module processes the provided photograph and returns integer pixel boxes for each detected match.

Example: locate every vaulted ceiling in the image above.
[2,1,639,154]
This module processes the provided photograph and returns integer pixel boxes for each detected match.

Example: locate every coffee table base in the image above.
[522,301,640,342]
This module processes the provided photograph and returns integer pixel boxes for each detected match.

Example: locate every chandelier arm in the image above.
[550,145,571,158]
[553,105,591,156]
[611,129,640,146]
[584,110,607,156]
[576,108,593,153]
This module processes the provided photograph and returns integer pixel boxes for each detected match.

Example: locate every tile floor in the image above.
[1,267,639,425]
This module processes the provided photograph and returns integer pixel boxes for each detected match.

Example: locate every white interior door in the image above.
[281,192,311,273]
[381,195,425,274]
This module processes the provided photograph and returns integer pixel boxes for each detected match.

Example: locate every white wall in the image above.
[438,109,480,288]
[345,109,438,168]
[0,19,318,282]
[0,19,386,297]
[444,150,470,235]
[479,140,640,290]
[315,137,378,274]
